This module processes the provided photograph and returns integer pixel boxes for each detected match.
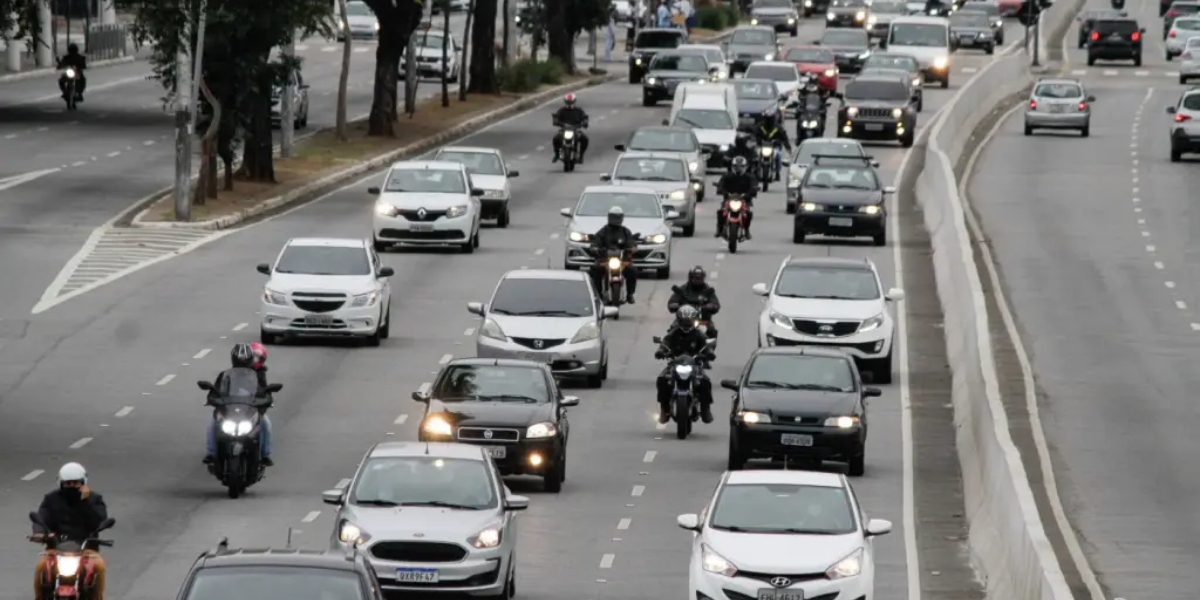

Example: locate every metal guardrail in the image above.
[85,23,126,60]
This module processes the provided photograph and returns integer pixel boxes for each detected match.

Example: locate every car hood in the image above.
[703,528,863,573]
[571,215,669,237]
[753,7,797,15]
[794,61,835,73]
[738,98,781,114]
[611,179,689,193]
[647,69,706,80]
[871,12,900,22]
[691,128,737,146]
[427,398,555,426]
[489,313,594,340]
[827,45,870,55]
[829,5,866,12]
[729,43,775,57]
[773,80,801,96]
[770,296,884,320]
[469,174,508,190]
[741,388,859,415]
[802,188,883,205]
[379,191,469,207]
[351,505,499,542]
[846,99,907,109]
[268,273,376,295]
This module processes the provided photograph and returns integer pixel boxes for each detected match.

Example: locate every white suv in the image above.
[752,256,903,382]
[369,160,484,253]
[1167,89,1200,161]
[257,238,394,346]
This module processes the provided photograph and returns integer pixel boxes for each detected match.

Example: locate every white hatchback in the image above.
[1179,36,1200,82]
[678,469,892,600]
[370,160,484,253]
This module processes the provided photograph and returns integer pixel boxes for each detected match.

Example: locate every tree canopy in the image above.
[544,0,609,72]
[0,0,46,51]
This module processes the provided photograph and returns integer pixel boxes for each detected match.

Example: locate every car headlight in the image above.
[789,175,801,187]
[526,422,558,438]
[760,146,774,157]
[634,57,643,65]
[824,68,836,76]
[563,130,575,139]
[739,410,770,424]
[701,544,738,577]
[55,555,81,577]
[728,199,744,211]
[674,364,694,379]
[422,414,453,436]
[855,10,866,19]
[867,15,877,24]
[374,21,379,30]
[859,313,884,332]
[769,309,792,328]
[932,55,948,69]
[470,526,503,549]
[263,287,287,305]
[891,107,903,118]
[805,0,812,5]
[339,521,371,545]
[568,230,589,242]
[480,318,505,340]
[607,256,623,270]
[824,415,860,428]
[827,10,836,18]
[765,53,775,60]
[802,120,818,128]
[859,204,882,215]
[719,144,730,152]
[570,321,600,343]
[645,77,657,85]
[800,202,820,212]
[350,290,379,307]
[647,233,668,244]
[446,204,468,218]
[688,160,699,172]
[788,16,796,23]
[912,77,922,87]
[826,548,864,579]
[858,50,870,58]
[375,201,398,216]
[669,189,686,201]
[847,106,859,117]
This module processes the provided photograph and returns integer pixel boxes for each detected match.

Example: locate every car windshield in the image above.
[431,365,551,403]
[950,13,989,26]
[735,80,780,99]
[746,355,856,391]
[435,151,504,175]
[490,278,595,316]
[672,108,734,129]
[804,166,878,190]
[637,30,684,48]
[185,567,364,600]
[345,1,372,16]
[872,1,906,12]
[845,79,909,100]
[351,456,498,509]
[1181,93,1200,110]
[731,29,775,44]
[652,54,708,71]
[577,191,663,218]
[888,23,947,46]
[821,30,867,46]
[785,48,834,62]
[755,0,792,7]
[774,266,880,299]
[831,0,866,6]
[1033,82,1083,98]
[794,141,864,163]
[680,47,725,63]
[629,129,698,151]
[863,55,918,71]
[745,64,799,81]
[414,32,451,49]
[1176,17,1200,29]
[384,168,467,193]
[709,483,857,534]
[274,246,370,275]
[615,157,687,181]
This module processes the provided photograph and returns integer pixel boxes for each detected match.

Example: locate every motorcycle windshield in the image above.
[55,540,83,552]
[222,404,257,420]
[212,368,264,407]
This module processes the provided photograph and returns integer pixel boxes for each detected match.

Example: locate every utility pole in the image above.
[1032,14,1040,66]
[174,20,193,221]
[191,0,207,128]
[281,39,295,157]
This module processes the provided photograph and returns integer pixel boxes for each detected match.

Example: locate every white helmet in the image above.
[58,462,87,485]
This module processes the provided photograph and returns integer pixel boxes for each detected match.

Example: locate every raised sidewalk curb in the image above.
[894,0,1086,597]
[0,55,135,83]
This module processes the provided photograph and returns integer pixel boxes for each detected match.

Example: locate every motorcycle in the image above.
[667,288,720,344]
[653,336,712,440]
[720,195,749,253]
[558,123,587,172]
[197,370,282,498]
[757,144,782,191]
[59,68,79,111]
[797,111,824,142]
[597,248,630,312]
[29,512,115,600]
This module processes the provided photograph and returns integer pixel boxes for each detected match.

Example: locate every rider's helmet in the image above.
[731,156,749,175]
[734,133,751,148]
[249,342,267,370]
[687,266,707,289]
[230,343,254,368]
[675,305,699,333]
[607,206,625,228]
[67,43,79,55]
[563,93,577,107]
[58,462,87,486]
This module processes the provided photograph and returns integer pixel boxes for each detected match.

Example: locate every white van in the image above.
[666,94,739,173]
[880,16,952,88]
[671,82,738,119]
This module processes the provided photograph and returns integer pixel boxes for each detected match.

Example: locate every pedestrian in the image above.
[605,9,616,60]
[677,0,695,33]
[656,0,671,27]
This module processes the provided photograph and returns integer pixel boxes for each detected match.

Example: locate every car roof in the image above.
[437,146,502,156]
[850,73,906,84]
[679,96,728,109]
[890,15,950,24]
[751,346,853,360]
[860,67,909,76]
[581,184,659,196]
[286,237,366,249]
[725,469,846,488]
[733,77,779,86]
[1095,16,1138,22]
[197,548,361,570]
[798,138,865,151]
[619,150,688,161]
[445,357,553,369]
[368,441,489,460]
[785,256,874,270]
[501,268,587,282]
[1033,78,1083,86]
[389,160,465,171]
[679,44,721,51]
[746,61,794,69]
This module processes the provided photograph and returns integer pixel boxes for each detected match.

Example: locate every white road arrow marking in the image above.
[0,168,62,192]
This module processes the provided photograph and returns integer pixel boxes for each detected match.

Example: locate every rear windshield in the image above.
[1170,2,1200,12]
[651,54,708,71]
[1094,19,1139,34]
[636,31,685,48]
[1033,82,1083,98]
[1175,17,1200,29]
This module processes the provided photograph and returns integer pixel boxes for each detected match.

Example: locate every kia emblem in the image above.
[770,577,791,588]
[417,207,427,219]
[534,339,544,349]
[484,430,494,439]
[819,324,833,332]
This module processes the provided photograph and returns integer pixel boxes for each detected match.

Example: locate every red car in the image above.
[783,46,838,93]
[997,0,1023,15]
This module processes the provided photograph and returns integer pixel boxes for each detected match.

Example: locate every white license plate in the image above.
[483,446,507,459]
[864,123,884,131]
[520,353,553,363]
[1048,104,1066,112]
[396,568,439,583]
[757,588,805,600]
[410,224,434,232]
[781,433,814,447]
[828,217,853,227]
[304,315,334,325]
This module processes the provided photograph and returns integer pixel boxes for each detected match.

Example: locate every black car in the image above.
[642,51,714,106]
[861,53,923,110]
[826,0,870,27]
[1164,1,1200,35]
[749,0,801,36]
[949,11,997,53]
[836,73,918,147]
[1076,9,1125,47]
[733,78,786,127]
[723,347,881,475]
[956,2,1005,44]
[791,154,895,245]
[629,28,687,83]
[1086,17,1144,65]
[414,358,577,492]
[817,28,872,74]
[859,66,923,111]
[177,541,384,600]
[801,0,832,18]
[724,26,780,74]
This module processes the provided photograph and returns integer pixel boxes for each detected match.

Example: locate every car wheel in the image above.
[260,328,278,345]
[790,28,797,37]
[847,451,866,477]
[642,93,656,107]
[1167,51,1173,61]
[656,264,671,279]
[940,77,949,89]
[792,226,806,244]
[482,562,516,600]
[1080,126,1090,138]
[872,228,886,246]
[1181,75,1189,84]
[682,221,695,237]
[1134,54,1142,66]
[379,304,391,339]
[870,352,893,384]
[544,454,565,493]
[1171,145,1182,162]
[1087,54,1096,66]
[585,369,603,388]
[497,206,511,228]
[786,202,796,215]
[1024,124,1033,136]
[473,228,481,248]
[900,132,914,147]
[985,45,994,55]
[727,431,747,470]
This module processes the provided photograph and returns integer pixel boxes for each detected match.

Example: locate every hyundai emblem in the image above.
[484,430,494,439]
[819,324,833,332]
[770,577,791,588]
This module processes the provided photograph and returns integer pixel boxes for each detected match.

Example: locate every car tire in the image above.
[786,202,796,214]
[872,228,886,246]
[1087,54,1096,65]
[1171,145,1182,162]
[870,352,893,384]
[1134,54,1142,66]
[790,28,798,37]
[473,228,481,248]
[461,236,475,253]
[585,369,603,388]
[1080,126,1090,138]
[656,264,671,279]
[986,44,994,55]
[792,226,806,244]
[848,452,866,477]
[482,563,516,600]
[1167,51,1173,61]
[643,93,656,107]
[1024,124,1033,136]
[600,355,609,380]
[1181,75,1189,84]
[727,432,748,470]
[497,206,511,228]
[544,454,565,493]
[365,325,382,347]
[682,221,695,237]
[260,328,278,345]
[379,304,391,339]
[900,132,914,147]
[940,77,949,89]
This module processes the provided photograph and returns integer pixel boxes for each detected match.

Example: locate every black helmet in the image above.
[230,343,254,368]
[67,43,79,54]
[731,156,749,174]
[734,133,751,148]
[687,266,707,288]
[607,206,625,228]
[675,305,698,332]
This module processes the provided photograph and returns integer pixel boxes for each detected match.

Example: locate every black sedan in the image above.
[414,358,579,493]
[791,154,894,245]
[818,29,872,74]
[723,347,881,475]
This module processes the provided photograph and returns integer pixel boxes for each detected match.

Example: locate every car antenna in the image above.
[286,526,294,549]
[425,441,430,455]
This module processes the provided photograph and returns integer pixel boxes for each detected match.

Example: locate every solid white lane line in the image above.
[302,511,322,523]
[1176,301,1187,310]
[193,348,211,359]
[143,140,155,146]
[631,485,645,497]
[115,406,134,417]
[394,414,409,425]
[21,470,44,481]
[617,518,631,530]
[156,374,176,386]
[464,328,475,336]
[439,354,453,365]
[233,322,248,331]
[69,437,92,449]
[599,554,615,569]
[642,450,656,463]
[335,478,352,489]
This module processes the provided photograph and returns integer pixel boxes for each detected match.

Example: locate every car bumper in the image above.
[1181,58,1200,75]
[1171,129,1200,151]
[838,118,912,141]
[342,540,510,595]
[260,302,382,337]
[477,336,605,376]
[734,422,865,461]
[953,34,995,48]
[703,145,731,171]
[826,14,866,27]
[480,195,509,218]
[833,56,867,73]
[1024,111,1089,129]
[1088,44,1140,59]
[795,209,885,238]
[374,213,474,245]
[750,17,799,30]
[758,317,894,360]
[1167,38,1187,53]
[564,242,671,272]
[690,556,873,600]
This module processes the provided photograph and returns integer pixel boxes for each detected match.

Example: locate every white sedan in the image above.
[433,146,519,227]
[678,469,892,600]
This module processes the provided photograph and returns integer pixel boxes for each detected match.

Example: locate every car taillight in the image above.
[1167,10,1177,17]
[1170,30,1177,36]
[1090,30,1099,40]
[1131,31,1141,41]
[1029,100,1037,109]
[1176,113,1191,122]
[1078,101,1087,111]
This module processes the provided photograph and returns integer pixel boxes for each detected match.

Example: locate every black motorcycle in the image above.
[653,336,712,440]
[558,123,587,172]
[797,110,825,142]
[757,143,782,191]
[668,286,720,342]
[197,371,282,498]
[59,67,79,111]
[28,512,115,600]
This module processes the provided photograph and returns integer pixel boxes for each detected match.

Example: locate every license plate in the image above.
[757,589,805,600]
[304,314,334,325]
[829,217,853,227]
[1048,104,1066,112]
[520,352,553,363]
[865,123,884,131]
[396,568,439,583]
[410,224,434,232]
[483,446,507,459]
[781,433,814,447]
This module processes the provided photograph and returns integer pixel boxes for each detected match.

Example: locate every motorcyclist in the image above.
[756,112,793,163]
[715,156,757,238]
[590,206,639,304]
[551,93,590,164]
[56,43,87,101]
[32,463,108,600]
[203,343,274,466]
[726,132,758,167]
[654,306,716,424]
[668,266,722,338]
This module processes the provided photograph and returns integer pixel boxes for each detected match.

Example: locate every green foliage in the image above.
[0,0,47,53]
[497,57,565,92]
[563,0,609,35]
[695,4,740,29]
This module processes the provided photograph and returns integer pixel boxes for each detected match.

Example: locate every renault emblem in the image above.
[484,430,494,439]
[417,207,427,219]
[819,324,833,332]
[770,577,791,588]
[534,339,544,349]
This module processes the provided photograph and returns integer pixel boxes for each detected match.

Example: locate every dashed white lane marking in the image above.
[142,140,155,146]
[631,485,645,496]
[106,151,121,157]
[322,46,339,52]
[549,232,560,240]
[715,252,726,261]
[1166,281,1176,289]
[394,414,409,425]
[439,354,453,365]
[37,127,47,132]
[1192,323,1200,331]
[962,66,978,73]
[1103,69,1118,76]
[1155,261,1164,269]
[335,478,352,489]
[353,46,369,53]
[69,437,93,449]
[642,450,657,463]
[534,248,545,255]
[233,323,248,331]
[156,374,176,386]
[464,327,475,336]
[1177,300,1187,310]
[1142,231,1150,237]
[4,133,16,139]
[617,518,631,530]
[709,271,719,280]
[302,511,322,523]
[1147,245,1156,252]
[193,348,211,359]
[70,161,86,167]
[599,554,615,569]
[1135,70,1149,76]
[535,145,545,151]
[115,406,134,417]
[21,470,44,481]
[518,154,530,160]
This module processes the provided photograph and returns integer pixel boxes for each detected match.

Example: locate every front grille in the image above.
[823,204,863,214]
[511,337,566,349]
[417,56,437,63]
[770,338,879,353]
[397,209,448,222]
[772,414,825,425]
[293,299,345,313]
[792,319,861,336]
[738,570,828,585]
[632,249,654,260]
[724,591,838,600]
[457,427,521,442]
[369,541,468,563]
[853,107,895,119]
[378,228,466,241]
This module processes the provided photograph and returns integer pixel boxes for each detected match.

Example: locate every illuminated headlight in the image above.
[339,521,371,545]
[824,68,836,76]
[701,544,738,576]
[847,106,859,117]
[824,415,860,428]
[568,230,589,242]
[891,107,903,118]
[867,15,877,24]
[422,414,453,436]
[607,257,623,270]
[563,130,575,139]
[751,17,760,24]
[669,189,686,201]
[65,68,76,78]
[55,555,81,577]
[727,200,744,211]
[688,160,699,172]
[646,233,668,244]
[858,50,870,58]
[674,364,694,379]
[527,422,558,439]
[859,313,885,332]
[932,56,948,69]
[374,21,379,30]
[350,290,379,306]
[635,58,643,65]
[859,204,882,215]
[802,120,818,128]
[788,16,796,23]
[739,410,770,423]
[263,288,287,305]
[827,10,836,18]
[760,146,774,157]
[805,0,812,6]
[855,10,865,19]
[826,548,864,579]
[220,419,254,436]
[515,14,521,22]
[769,309,792,328]
[692,181,702,190]
[446,204,468,218]
[696,78,708,84]
[480,318,505,340]
[719,144,730,152]
[788,175,801,187]
[800,202,820,211]
[765,53,775,60]
[571,321,600,343]
[912,77,922,87]
[470,527,503,549]
[341,20,348,30]
[375,201,398,216]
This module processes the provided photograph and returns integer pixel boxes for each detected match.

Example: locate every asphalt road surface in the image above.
[0,15,1013,600]
[967,0,1199,597]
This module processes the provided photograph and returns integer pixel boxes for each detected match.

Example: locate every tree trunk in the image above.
[336,0,352,140]
[501,0,510,67]
[468,0,499,93]
[441,3,450,107]
[369,23,404,136]
[459,0,474,101]
[546,0,576,72]
[240,67,276,182]
[194,78,221,205]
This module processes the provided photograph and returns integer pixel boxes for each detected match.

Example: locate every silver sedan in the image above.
[1024,78,1094,137]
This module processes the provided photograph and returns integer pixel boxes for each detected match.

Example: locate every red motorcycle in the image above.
[29,512,115,600]
[720,195,749,253]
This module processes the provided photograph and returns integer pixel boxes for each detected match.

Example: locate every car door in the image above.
[464,169,482,229]
[369,245,391,305]
[727,354,755,421]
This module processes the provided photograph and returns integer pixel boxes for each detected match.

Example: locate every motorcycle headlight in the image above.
[669,189,686,201]
[739,410,771,424]
[760,147,774,157]
[480,318,505,340]
[805,0,812,5]
[422,414,453,436]
[526,422,558,438]
[855,10,866,19]
[339,521,371,545]
[375,201,398,216]
[607,257,623,270]
[470,526,503,549]
[263,287,287,305]
[55,555,81,577]
[701,544,738,576]
[350,290,379,307]
[563,130,575,139]
[827,10,836,18]
[803,120,818,128]
[446,204,468,218]
[789,175,801,187]
[765,53,775,60]
[892,107,903,118]
[859,204,881,215]
[800,202,820,211]
[674,364,694,379]
[65,68,76,78]
[719,144,730,152]
[826,548,864,579]
[824,415,860,428]
[859,313,885,332]
[571,321,600,343]
[728,200,744,211]
[847,106,859,117]
[769,310,792,328]
[568,230,589,242]
[647,233,668,244]
[932,55,948,69]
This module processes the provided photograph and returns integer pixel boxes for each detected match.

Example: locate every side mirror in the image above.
[709,65,721,74]
[467,301,485,316]
[751,283,769,296]
[471,188,486,197]
[377,266,395,278]
[781,156,791,165]
[665,210,681,220]
[661,118,670,126]
[676,513,701,531]
[600,174,612,181]
[1167,106,1177,114]
[322,489,344,506]
[883,186,896,194]
[602,306,619,319]
[412,389,431,402]
[652,335,664,344]
[197,380,214,391]
[256,263,271,275]
[507,170,520,178]
[560,207,573,217]
[720,378,738,390]
[866,518,893,536]
[615,144,627,151]
[367,186,381,195]
[864,387,883,398]
[505,494,530,511]
[1086,95,1096,102]
[870,159,879,167]
[886,287,905,301]
[265,383,284,394]
[561,395,581,407]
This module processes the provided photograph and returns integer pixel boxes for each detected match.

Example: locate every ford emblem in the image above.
[484,430,494,439]
[534,339,544,349]
[417,207,427,219]
[819,324,833,332]
[770,577,791,588]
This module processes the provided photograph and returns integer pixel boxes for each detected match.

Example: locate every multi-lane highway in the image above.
[0,13,1019,600]
[968,0,1198,597]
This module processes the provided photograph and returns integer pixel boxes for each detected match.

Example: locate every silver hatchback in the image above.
[1024,78,1094,137]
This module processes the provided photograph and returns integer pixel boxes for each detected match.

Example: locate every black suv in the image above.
[836,73,917,147]
[629,28,687,83]
[177,540,383,600]
[1086,17,1144,65]
[1076,9,1126,48]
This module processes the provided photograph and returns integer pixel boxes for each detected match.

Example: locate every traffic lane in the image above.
[967,89,1200,596]
[1139,87,1200,292]
[1060,0,1167,69]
